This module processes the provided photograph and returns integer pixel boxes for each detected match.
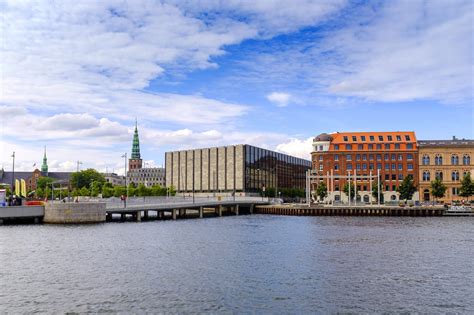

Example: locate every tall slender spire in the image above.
[131,119,141,159]
[41,146,48,173]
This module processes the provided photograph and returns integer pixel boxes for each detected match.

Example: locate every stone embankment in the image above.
[44,202,106,223]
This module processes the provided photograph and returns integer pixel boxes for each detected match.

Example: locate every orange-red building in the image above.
[312,131,418,202]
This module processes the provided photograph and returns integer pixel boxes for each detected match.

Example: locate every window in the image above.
[396,135,401,141]
[452,187,459,196]
[356,154,361,161]
[407,144,413,149]
[407,154,413,160]
[387,135,393,141]
[334,144,339,150]
[385,185,390,191]
[376,144,381,150]
[422,155,430,165]
[319,145,323,151]
[369,154,374,161]
[405,135,411,141]
[391,154,396,160]
[370,163,374,170]
[319,155,323,161]
[335,164,339,170]
[377,163,382,170]
[378,135,383,141]
[392,163,396,170]
[398,154,403,161]
[362,154,367,161]
[423,171,430,181]
[376,154,382,161]
[362,163,367,170]
[384,154,389,161]
[452,171,460,181]
[368,144,374,150]
[358,144,363,150]
[352,136,357,141]
[392,186,397,191]
[385,164,389,170]
[436,171,443,180]
[346,154,352,161]
[463,154,471,165]
[451,154,459,165]
[369,135,375,141]
[335,154,339,161]
[385,174,390,180]
[356,164,361,170]
[346,144,352,150]
[361,136,366,141]
[347,163,353,170]
[384,143,390,150]
[391,174,396,180]
[398,164,403,170]
[319,164,323,171]
[407,164,413,170]
[395,144,400,150]
[435,154,443,165]
[343,136,348,142]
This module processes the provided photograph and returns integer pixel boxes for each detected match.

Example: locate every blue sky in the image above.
[0,0,472,173]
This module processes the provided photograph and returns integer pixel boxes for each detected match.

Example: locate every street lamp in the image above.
[11,152,15,196]
[121,153,127,208]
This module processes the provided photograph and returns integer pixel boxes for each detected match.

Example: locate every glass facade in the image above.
[244,145,311,192]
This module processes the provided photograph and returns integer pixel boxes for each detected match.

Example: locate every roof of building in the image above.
[328,131,417,144]
[0,170,72,186]
[418,139,474,147]
[313,133,332,142]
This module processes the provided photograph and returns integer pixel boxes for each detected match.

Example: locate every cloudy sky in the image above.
[1,0,473,173]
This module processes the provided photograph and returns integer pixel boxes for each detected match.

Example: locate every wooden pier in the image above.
[256,205,446,216]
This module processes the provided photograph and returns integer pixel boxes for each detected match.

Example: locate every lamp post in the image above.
[11,152,15,196]
[121,153,127,208]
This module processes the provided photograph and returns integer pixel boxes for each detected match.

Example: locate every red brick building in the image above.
[311,131,419,202]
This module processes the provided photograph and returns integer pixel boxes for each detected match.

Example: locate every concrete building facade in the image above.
[128,167,166,187]
[165,144,311,195]
[418,138,474,203]
[312,131,419,202]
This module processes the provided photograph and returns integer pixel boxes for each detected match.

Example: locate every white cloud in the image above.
[276,137,313,160]
[266,92,291,107]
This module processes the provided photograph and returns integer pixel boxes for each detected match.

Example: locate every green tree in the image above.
[113,186,127,198]
[79,186,90,196]
[102,183,114,198]
[372,180,384,202]
[397,175,417,201]
[136,183,151,197]
[90,181,102,197]
[44,187,51,200]
[459,173,473,200]
[430,178,447,202]
[316,182,328,201]
[128,183,137,197]
[343,182,356,200]
[71,169,105,189]
[168,186,177,196]
[37,176,54,190]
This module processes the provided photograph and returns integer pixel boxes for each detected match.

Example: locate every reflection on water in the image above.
[0,216,473,313]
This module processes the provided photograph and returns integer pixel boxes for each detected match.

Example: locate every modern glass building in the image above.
[165,144,311,194]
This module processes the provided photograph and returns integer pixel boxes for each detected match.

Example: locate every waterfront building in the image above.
[418,137,474,203]
[104,173,126,186]
[165,144,311,195]
[312,131,419,202]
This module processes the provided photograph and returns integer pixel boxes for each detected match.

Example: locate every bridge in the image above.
[105,196,269,221]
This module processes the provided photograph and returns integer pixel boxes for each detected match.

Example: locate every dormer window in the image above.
[343,136,348,142]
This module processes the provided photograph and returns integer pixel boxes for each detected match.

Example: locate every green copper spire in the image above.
[41,146,48,173]
[131,119,141,159]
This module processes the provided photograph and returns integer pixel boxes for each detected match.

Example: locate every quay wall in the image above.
[256,205,445,217]
[0,206,44,219]
[44,202,106,224]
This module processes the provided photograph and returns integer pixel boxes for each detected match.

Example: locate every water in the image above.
[1,215,473,313]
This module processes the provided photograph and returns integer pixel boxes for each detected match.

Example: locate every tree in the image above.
[150,185,166,196]
[90,181,102,197]
[316,182,328,201]
[168,186,177,196]
[397,175,417,201]
[430,178,447,202]
[37,176,54,190]
[372,180,383,202]
[113,186,126,198]
[102,183,114,198]
[79,186,90,196]
[343,182,356,200]
[136,183,151,197]
[459,173,473,200]
[71,169,105,190]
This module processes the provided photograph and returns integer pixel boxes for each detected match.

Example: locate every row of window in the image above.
[326,163,414,171]
[334,143,413,150]
[342,135,411,142]
[326,153,414,162]
[422,154,471,165]
[422,170,470,181]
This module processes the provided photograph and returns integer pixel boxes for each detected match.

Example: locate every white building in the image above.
[128,167,166,187]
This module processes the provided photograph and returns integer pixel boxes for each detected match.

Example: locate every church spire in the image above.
[131,118,141,159]
[41,146,48,173]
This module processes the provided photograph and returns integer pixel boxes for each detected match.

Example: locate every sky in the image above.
[1,0,473,174]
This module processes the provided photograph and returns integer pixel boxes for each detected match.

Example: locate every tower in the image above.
[129,119,143,170]
[41,146,48,175]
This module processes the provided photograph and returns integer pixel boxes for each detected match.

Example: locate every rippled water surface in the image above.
[1,215,473,313]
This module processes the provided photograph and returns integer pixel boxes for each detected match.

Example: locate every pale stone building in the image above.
[418,137,474,203]
[165,144,311,195]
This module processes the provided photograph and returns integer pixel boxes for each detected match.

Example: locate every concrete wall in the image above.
[44,202,106,224]
[0,206,44,219]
